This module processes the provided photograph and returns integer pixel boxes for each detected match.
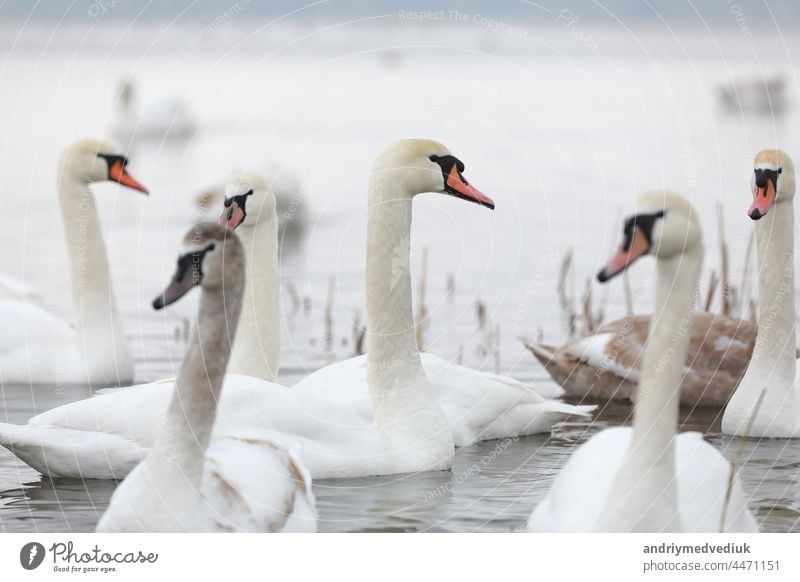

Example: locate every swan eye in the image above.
[223,189,254,208]
[175,243,216,283]
[429,155,465,176]
[778,168,783,175]
[97,153,126,167]
[621,210,665,249]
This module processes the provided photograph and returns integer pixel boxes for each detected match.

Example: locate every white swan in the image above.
[97,224,315,533]
[292,139,593,444]
[218,172,282,381]
[111,78,197,145]
[0,139,148,387]
[723,149,800,438]
[528,192,757,532]
[0,139,591,479]
[195,163,306,238]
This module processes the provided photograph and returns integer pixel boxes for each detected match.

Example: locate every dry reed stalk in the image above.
[623,268,634,316]
[717,202,731,316]
[476,300,488,330]
[446,272,456,302]
[475,300,500,366]
[352,309,366,356]
[558,249,577,337]
[593,278,609,329]
[704,270,718,312]
[324,274,335,352]
[285,280,301,316]
[493,323,501,373]
[581,277,594,334]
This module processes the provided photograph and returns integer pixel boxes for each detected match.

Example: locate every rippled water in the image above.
[1,21,799,532]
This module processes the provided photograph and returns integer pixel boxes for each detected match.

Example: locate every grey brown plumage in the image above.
[525,313,787,407]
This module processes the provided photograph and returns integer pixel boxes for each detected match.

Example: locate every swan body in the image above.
[724,149,800,438]
[295,353,590,446]
[528,313,765,407]
[528,192,757,532]
[97,224,315,532]
[0,139,147,387]
[527,428,757,532]
[111,78,197,144]
[1,373,434,480]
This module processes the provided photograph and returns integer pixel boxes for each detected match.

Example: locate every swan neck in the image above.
[58,174,127,364]
[152,276,243,481]
[365,174,430,428]
[632,250,701,449]
[724,200,799,436]
[750,202,796,384]
[600,247,702,532]
[228,218,280,381]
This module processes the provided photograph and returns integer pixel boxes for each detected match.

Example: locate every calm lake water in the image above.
[0,19,799,532]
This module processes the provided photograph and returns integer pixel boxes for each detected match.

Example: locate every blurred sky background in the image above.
[2,0,800,26]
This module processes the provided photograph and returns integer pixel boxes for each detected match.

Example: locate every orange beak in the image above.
[597,227,651,283]
[445,165,495,209]
[108,160,148,194]
[219,201,246,230]
[748,178,776,220]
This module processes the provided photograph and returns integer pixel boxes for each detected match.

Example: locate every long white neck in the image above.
[365,173,447,433]
[151,275,243,483]
[58,174,132,381]
[599,247,702,532]
[724,198,799,436]
[227,218,280,381]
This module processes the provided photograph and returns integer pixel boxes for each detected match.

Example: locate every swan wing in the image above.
[31,380,173,446]
[0,421,146,479]
[419,352,595,445]
[294,353,593,447]
[202,436,316,532]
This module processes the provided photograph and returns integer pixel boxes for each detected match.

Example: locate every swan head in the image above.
[153,223,244,309]
[748,148,795,220]
[597,191,701,282]
[218,171,276,230]
[59,138,149,193]
[371,139,494,209]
